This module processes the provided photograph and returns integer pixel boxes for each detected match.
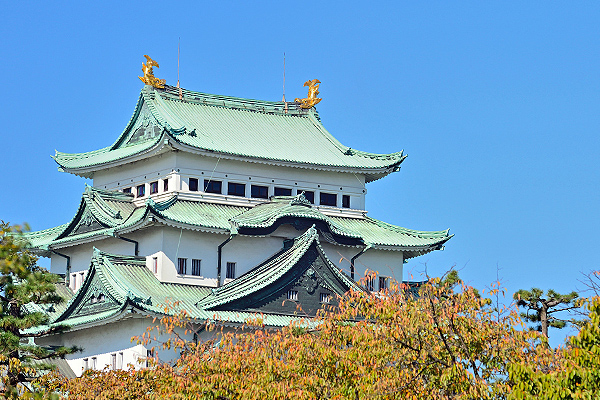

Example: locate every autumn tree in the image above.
[44,273,548,399]
[0,222,78,398]
[513,288,580,338]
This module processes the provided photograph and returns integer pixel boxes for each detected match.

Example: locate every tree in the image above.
[508,296,600,399]
[0,222,78,397]
[513,288,580,338]
[44,272,547,399]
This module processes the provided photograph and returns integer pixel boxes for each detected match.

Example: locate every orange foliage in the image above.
[38,276,552,399]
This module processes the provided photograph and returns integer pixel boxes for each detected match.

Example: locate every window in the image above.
[98,293,105,303]
[287,290,299,301]
[342,195,350,208]
[379,277,389,292]
[146,349,154,368]
[192,259,201,276]
[189,178,199,191]
[226,262,236,279]
[251,185,269,199]
[178,258,187,275]
[228,182,245,197]
[320,292,331,303]
[150,181,159,194]
[274,187,292,197]
[117,352,123,370]
[320,192,337,206]
[136,184,145,198]
[91,357,97,370]
[111,353,117,370]
[83,358,89,370]
[123,187,132,194]
[152,257,158,274]
[163,178,169,192]
[365,276,375,291]
[204,180,222,194]
[303,191,315,204]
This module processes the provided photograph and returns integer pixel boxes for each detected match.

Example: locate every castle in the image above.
[23,61,451,376]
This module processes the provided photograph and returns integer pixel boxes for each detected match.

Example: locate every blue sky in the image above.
[1,2,599,345]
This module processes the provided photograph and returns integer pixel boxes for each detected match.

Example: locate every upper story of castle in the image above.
[53,84,407,214]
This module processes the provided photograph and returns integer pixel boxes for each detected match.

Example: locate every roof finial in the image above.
[295,79,322,109]
[282,52,288,114]
[139,55,166,89]
[177,39,183,100]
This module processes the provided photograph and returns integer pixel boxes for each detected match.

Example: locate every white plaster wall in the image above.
[174,153,367,210]
[50,238,133,276]
[93,152,367,210]
[50,230,162,277]
[36,316,241,377]
[93,153,177,190]
[157,226,284,286]
[222,234,288,282]
[320,243,403,290]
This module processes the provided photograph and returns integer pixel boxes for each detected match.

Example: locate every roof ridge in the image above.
[198,226,319,309]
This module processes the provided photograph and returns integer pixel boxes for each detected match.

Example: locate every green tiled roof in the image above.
[329,216,452,259]
[230,195,362,241]
[23,190,450,257]
[54,85,406,181]
[28,248,312,333]
[149,196,248,231]
[198,226,358,311]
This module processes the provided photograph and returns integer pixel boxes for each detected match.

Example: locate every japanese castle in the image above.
[23,59,451,376]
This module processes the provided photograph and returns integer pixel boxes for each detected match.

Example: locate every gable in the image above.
[205,236,357,317]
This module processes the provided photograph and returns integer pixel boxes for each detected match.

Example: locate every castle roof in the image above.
[53,85,406,182]
[22,188,451,260]
[26,229,361,334]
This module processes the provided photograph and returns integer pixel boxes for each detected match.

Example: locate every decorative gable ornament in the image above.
[139,55,166,89]
[295,79,322,109]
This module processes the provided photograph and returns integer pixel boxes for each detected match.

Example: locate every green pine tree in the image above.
[513,287,580,338]
[0,222,79,397]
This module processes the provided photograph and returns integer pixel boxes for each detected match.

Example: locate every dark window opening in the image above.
[189,178,199,192]
[163,179,169,192]
[274,187,292,197]
[204,180,222,194]
[342,195,350,208]
[150,181,159,194]
[136,185,145,198]
[226,262,236,279]
[123,188,132,194]
[177,258,187,275]
[379,276,389,292]
[192,259,201,276]
[303,191,315,204]
[320,192,337,207]
[228,182,245,197]
[251,185,269,199]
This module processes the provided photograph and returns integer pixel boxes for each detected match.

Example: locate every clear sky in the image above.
[1,2,598,346]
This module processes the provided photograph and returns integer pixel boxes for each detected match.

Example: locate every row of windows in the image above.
[191,179,351,208]
[177,258,202,276]
[175,258,236,279]
[286,289,332,304]
[365,276,390,292]
[123,179,169,198]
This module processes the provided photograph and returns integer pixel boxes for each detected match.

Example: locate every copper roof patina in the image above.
[53,85,406,182]
[22,190,450,259]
